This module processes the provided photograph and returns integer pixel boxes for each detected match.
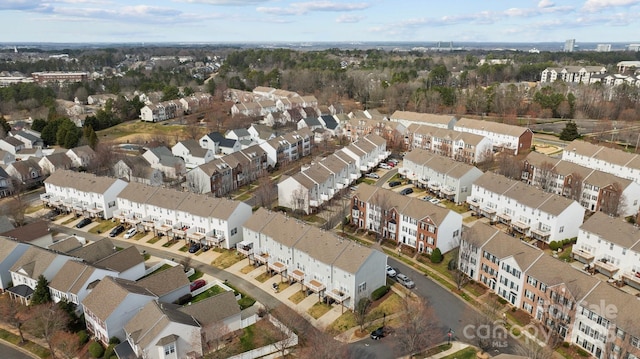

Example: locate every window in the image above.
[358,282,367,293]
[164,343,176,355]
[231,227,237,236]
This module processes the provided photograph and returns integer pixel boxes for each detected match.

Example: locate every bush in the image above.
[577,348,589,357]
[447,258,457,270]
[104,345,116,359]
[77,330,89,345]
[562,342,570,348]
[108,336,120,345]
[431,248,443,263]
[549,241,561,251]
[371,285,390,301]
[88,341,105,358]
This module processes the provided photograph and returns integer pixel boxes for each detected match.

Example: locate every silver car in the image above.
[396,273,415,289]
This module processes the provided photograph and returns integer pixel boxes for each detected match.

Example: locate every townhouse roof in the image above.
[580,212,640,250]
[124,300,199,351]
[404,149,481,179]
[8,158,42,176]
[2,137,23,147]
[68,145,96,158]
[0,220,50,243]
[227,128,251,138]
[45,170,121,194]
[41,152,73,169]
[49,260,95,294]
[176,192,236,219]
[14,131,40,143]
[259,212,311,248]
[136,265,189,297]
[565,140,640,170]
[250,124,274,139]
[93,246,144,273]
[455,117,531,137]
[390,111,456,126]
[178,291,240,326]
[242,207,279,234]
[286,108,304,121]
[146,187,190,210]
[526,255,598,296]
[362,133,387,147]
[320,115,338,130]
[474,172,578,216]
[117,181,159,203]
[69,238,119,263]
[118,156,154,177]
[204,132,225,142]
[82,276,155,322]
[334,149,356,165]
[354,183,451,226]
[0,238,20,262]
[177,139,208,158]
[299,163,332,185]
[302,117,322,127]
[48,236,83,253]
[318,153,350,173]
[10,246,58,278]
[581,282,640,337]
[476,223,543,270]
[408,124,486,146]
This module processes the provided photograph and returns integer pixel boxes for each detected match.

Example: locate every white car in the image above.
[379,163,391,170]
[429,198,441,204]
[386,265,397,277]
[365,173,380,179]
[123,228,137,239]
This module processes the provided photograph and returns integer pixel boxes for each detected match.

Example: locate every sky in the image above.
[1,0,639,44]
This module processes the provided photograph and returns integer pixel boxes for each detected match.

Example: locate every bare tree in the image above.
[564,172,583,202]
[298,329,348,359]
[7,178,28,227]
[290,185,307,218]
[536,161,558,193]
[469,295,504,354]
[395,295,439,357]
[600,182,626,217]
[87,142,120,176]
[354,298,372,332]
[371,191,392,243]
[186,172,210,194]
[265,305,306,358]
[52,331,80,359]
[0,295,28,343]
[476,149,495,172]
[514,336,555,359]
[495,153,523,180]
[26,303,70,359]
[184,116,203,140]
[202,321,232,359]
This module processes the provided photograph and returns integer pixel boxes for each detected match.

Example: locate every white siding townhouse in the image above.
[352,184,463,254]
[341,133,390,172]
[240,208,387,310]
[389,111,457,130]
[66,145,96,168]
[454,117,533,155]
[8,246,72,304]
[0,238,30,291]
[48,260,118,310]
[523,151,640,217]
[171,139,215,169]
[41,170,128,219]
[571,212,640,287]
[401,149,483,204]
[467,172,585,243]
[407,124,493,164]
[540,66,607,84]
[562,140,640,184]
[113,182,252,249]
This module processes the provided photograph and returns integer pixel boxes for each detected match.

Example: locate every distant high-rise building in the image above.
[628,44,640,52]
[596,44,611,52]
[564,39,576,52]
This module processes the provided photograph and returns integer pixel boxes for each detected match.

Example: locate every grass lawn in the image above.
[191,285,226,303]
[463,215,479,223]
[441,201,470,214]
[327,311,357,334]
[162,239,180,247]
[131,232,146,241]
[188,270,204,281]
[288,290,306,304]
[308,302,332,319]
[240,264,256,274]
[25,204,44,214]
[0,328,50,358]
[234,192,252,201]
[440,347,477,359]
[238,296,256,310]
[179,245,188,252]
[366,293,403,322]
[61,216,77,225]
[97,120,187,142]
[254,272,271,283]
[88,220,117,234]
[211,250,244,269]
[139,263,172,279]
[418,343,452,358]
[147,236,161,244]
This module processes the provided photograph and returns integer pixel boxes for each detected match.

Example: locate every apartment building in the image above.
[240,208,387,310]
[572,212,640,287]
[407,124,492,164]
[41,170,128,219]
[140,100,182,123]
[467,172,585,243]
[340,133,389,172]
[114,183,252,249]
[523,151,640,216]
[454,118,533,155]
[562,140,640,184]
[351,184,462,254]
[540,66,607,84]
[401,149,484,203]
[389,111,457,130]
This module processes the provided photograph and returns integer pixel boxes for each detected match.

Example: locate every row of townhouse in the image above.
[277,134,389,214]
[351,183,463,254]
[239,208,387,310]
[562,139,640,185]
[406,124,493,164]
[389,111,533,155]
[400,149,484,204]
[459,222,640,359]
[540,66,608,84]
[41,170,253,249]
[467,171,585,243]
[140,92,214,122]
[523,151,640,217]
[589,73,640,87]
[1,231,243,356]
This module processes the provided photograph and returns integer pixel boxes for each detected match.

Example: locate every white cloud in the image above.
[538,0,554,8]
[336,14,362,23]
[257,1,370,16]
[0,0,45,10]
[174,0,269,5]
[583,0,640,12]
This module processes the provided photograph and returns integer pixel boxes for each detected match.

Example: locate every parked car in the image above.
[379,163,391,170]
[399,188,413,195]
[123,227,137,239]
[386,265,397,278]
[75,218,92,228]
[396,273,416,289]
[190,279,206,292]
[370,327,385,340]
[388,181,401,187]
[109,225,125,237]
[365,172,380,179]
[429,198,441,204]
[188,243,201,253]
[422,195,433,201]
[386,161,395,167]
[389,158,399,165]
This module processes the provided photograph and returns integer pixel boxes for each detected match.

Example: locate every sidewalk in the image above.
[426,341,470,359]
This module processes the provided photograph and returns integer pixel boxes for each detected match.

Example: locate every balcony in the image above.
[289,269,305,282]
[497,213,511,224]
[154,221,172,235]
[86,204,104,216]
[621,272,640,290]
[320,193,329,201]
[531,227,551,241]
[594,259,619,278]
[441,186,456,196]
[571,248,594,264]
[309,200,319,207]
[186,228,205,242]
[236,241,254,257]
[349,173,359,180]
[511,221,530,233]
[428,182,441,191]
[268,261,287,274]
[254,252,269,265]
[204,230,225,247]
[326,288,350,304]
[306,279,326,293]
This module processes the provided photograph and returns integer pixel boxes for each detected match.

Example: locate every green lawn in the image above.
[211,250,244,269]
[147,236,161,244]
[191,285,226,303]
[254,272,271,283]
[308,302,332,319]
[0,329,50,358]
[188,270,204,281]
[88,220,117,234]
[289,290,306,304]
[61,216,77,225]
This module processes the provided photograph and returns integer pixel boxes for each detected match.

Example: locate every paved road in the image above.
[0,341,36,359]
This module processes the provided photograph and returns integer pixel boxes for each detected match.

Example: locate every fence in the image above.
[226,315,298,359]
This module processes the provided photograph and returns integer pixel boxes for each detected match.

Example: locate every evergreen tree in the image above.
[430,248,443,264]
[559,121,580,141]
[31,275,52,305]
